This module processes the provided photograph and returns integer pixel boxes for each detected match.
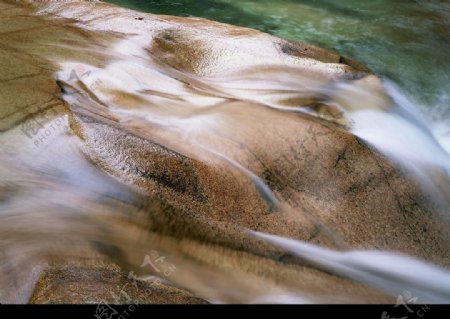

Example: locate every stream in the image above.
[0,0,449,304]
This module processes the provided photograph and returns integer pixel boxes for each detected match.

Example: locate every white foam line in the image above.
[251,230,450,303]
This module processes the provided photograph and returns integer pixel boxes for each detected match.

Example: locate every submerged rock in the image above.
[0,0,449,304]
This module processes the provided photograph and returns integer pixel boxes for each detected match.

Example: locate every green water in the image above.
[107,0,450,118]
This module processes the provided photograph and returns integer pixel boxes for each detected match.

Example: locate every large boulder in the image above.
[0,0,448,303]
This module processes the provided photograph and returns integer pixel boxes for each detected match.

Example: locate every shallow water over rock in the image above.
[0,0,449,304]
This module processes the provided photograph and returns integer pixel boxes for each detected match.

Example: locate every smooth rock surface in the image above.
[0,0,449,304]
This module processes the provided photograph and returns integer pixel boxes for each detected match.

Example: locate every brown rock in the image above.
[0,0,448,304]
[29,260,207,304]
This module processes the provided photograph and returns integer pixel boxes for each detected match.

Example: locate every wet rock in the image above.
[29,260,207,304]
[0,0,449,304]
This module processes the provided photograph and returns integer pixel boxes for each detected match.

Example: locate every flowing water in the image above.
[1,0,450,304]
[108,0,450,150]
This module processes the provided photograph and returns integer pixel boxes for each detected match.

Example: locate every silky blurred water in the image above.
[1,0,450,304]
[107,0,450,140]
[97,0,450,303]
[104,2,448,92]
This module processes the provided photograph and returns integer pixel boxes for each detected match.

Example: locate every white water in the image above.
[51,32,450,303]
[251,231,450,303]
[2,1,450,303]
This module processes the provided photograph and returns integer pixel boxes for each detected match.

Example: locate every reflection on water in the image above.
[1,0,450,304]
